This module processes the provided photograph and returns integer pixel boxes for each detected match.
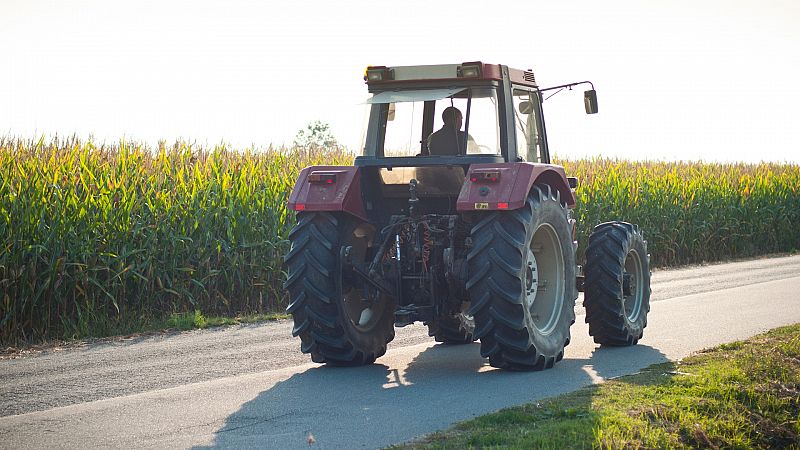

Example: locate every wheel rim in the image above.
[523,223,565,335]
[341,224,387,332]
[623,248,644,322]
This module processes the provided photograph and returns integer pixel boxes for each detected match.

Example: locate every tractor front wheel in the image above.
[584,221,651,346]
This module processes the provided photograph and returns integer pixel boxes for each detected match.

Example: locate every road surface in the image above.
[1,255,799,449]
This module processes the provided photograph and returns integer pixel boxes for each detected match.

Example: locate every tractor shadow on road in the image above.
[197,342,667,449]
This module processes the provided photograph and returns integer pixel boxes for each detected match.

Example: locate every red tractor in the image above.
[284,62,651,371]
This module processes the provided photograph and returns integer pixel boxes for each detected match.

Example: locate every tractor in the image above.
[284,62,651,371]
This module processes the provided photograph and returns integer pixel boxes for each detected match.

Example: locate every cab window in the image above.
[512,88,544,162]
[379,88,501,157]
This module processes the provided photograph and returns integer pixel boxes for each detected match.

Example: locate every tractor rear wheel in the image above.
[284,212,396,365]
[466,185,577,371]
[584,221,651,346]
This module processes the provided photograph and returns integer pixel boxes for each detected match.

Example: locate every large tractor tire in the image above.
[427,311,475,344]
[584,221,651,346]
[284,212,396,366]
[466,185,577,371]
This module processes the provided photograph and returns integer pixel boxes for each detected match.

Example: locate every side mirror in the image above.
[518,101,533,114]
[387,103,396,121]
[584,90,598,114]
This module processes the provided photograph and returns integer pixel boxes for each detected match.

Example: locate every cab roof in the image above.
[364,62,538,89]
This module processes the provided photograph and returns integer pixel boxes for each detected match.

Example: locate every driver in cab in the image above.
[425,106,479,155]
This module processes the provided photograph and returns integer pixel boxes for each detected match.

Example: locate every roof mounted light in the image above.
[365,66,393,82]
[458,62,482,78]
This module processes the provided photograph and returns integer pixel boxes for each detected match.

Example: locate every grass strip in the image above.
[163,309,289,331]
[400,323,800,449]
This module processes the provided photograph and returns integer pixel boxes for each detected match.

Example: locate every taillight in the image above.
[308,173,337,184]
[469,171,500,183]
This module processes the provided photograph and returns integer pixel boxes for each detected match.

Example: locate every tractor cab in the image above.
[353,62,594,223]
[359,62,553,166]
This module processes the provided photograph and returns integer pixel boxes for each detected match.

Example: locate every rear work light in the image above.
[308,173,337,184]
[470,171,500,183]
[365,66,393,82]
[458,62,482,78]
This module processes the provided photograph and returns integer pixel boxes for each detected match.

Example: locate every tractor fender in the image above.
[456,163,576,212]
[287,165,367,220]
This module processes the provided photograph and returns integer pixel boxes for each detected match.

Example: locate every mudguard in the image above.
[287,165,367,220]
[456,163,576,211]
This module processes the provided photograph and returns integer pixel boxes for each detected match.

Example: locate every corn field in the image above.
[0,137,351,344]
[1,137,799,345]
[559,158,800,267]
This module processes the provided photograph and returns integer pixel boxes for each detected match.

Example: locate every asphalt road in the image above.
[1,255,799,449]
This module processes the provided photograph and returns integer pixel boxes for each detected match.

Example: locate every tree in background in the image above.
[293,121,342,154]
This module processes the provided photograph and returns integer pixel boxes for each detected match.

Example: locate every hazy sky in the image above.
[2,0,799,162]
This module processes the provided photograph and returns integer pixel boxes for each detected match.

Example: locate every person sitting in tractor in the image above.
[426,106,478,155]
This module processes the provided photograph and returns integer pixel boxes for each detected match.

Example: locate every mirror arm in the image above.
[538,80,595,93]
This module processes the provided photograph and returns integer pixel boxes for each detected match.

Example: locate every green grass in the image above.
[164,309,289,331]
[401,324,800,449]
[166,310,208,330]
